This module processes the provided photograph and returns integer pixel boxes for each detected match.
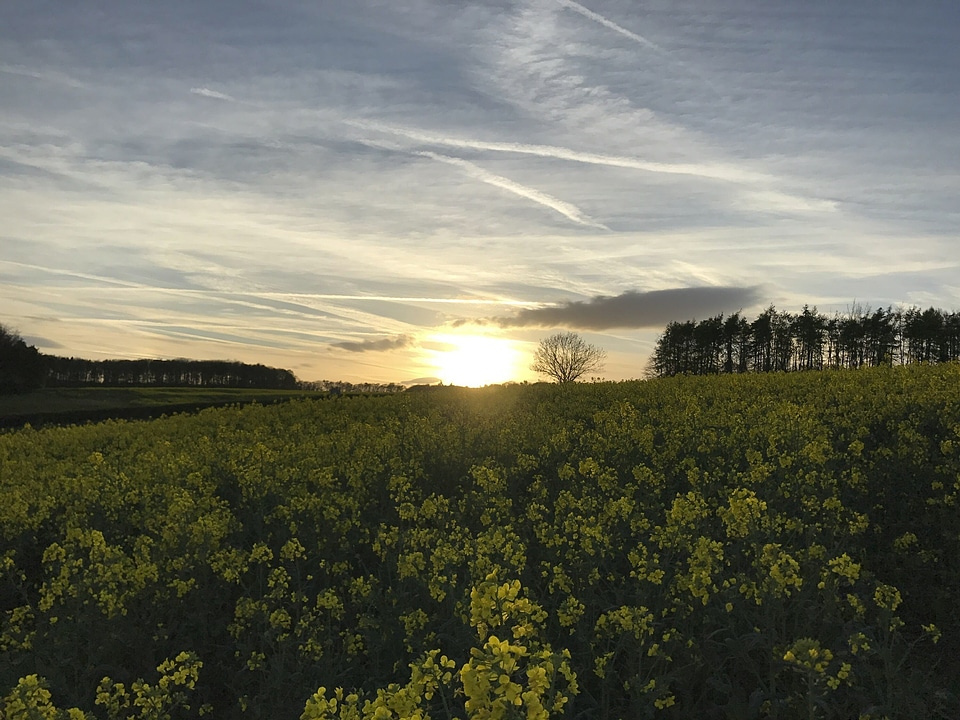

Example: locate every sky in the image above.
[2,0,958,386]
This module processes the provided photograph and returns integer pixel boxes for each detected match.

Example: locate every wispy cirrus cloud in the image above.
[22,335,64,349]
[479,287,763,330]
[332,334,414,353]
[0,63,86,88]
[189,87,235,102]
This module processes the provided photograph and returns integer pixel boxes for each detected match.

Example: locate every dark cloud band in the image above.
[332,335,413,353]
[490,287,762,330]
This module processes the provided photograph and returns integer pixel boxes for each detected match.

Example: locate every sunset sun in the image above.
[430,333,525,387]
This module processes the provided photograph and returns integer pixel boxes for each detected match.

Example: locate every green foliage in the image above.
[0,325,44,395]
[2,367,960,718]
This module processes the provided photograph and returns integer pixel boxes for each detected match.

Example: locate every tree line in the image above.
[44,356,298,389]
[0,324,298,394]
[300,379,406,394]
[648,304,960,377]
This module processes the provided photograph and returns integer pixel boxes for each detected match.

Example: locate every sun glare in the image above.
[429,333,525,387]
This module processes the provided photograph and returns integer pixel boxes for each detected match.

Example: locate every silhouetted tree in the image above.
[903,307,943,364]
[943,312,960,363]
[770,308,794,372]
[649,320,695,376]
[750,307,776,372]
[0,324,45,393]
[693,314,724,374]
[532,332,606,383]
[721,312,751,373]
[837,306,868,369]
[791,305,826,371]
[863,307,898,366]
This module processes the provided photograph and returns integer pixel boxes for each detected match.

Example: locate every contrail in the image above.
[345,133,608,229]
[0,260,146,288]
[350,121,838,214]
[554,0,663,52]
[189,87,235,102]
[348,119,766,184]
[551,0,724,97]
[262,292,540,307]
[0,64,86,88]
[419,150,610,230]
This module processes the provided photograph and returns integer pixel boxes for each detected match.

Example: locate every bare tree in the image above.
[531,331,606,383]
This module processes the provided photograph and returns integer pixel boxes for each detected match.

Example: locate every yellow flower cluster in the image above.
[90,651,204,720]
[782,638,853,692]
[301,576,577,720]
[38,528,158,619]
[718,488,768,539]
[827,553,861,584]
[782,638,833,674]
[2,674,88,719]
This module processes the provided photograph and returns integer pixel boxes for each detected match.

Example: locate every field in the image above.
[2,366,959,719]
[0,387,328,429]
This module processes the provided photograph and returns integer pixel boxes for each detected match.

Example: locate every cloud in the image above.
[264,292,537,307]
[0,64,86,88]
[550,0,719,95]
[3,0,958,384]
[418,151,609,230]
[332,334,414,353]
[484,287,763,330]
[402,376,442,386]
[22,335,64,350]
[553,0,663,53]
[348,119,768,184]
[189,87,235,102]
